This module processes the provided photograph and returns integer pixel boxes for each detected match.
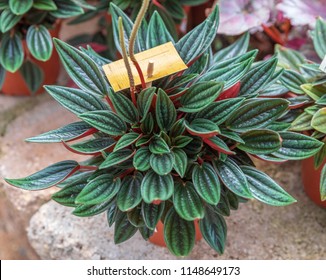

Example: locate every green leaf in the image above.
[0,65,5,89]
[117,173,143,211]
[79,110,127,136]
[9,0,32,15]
[50,0,84,18]
[211,193,230,216]
[301,84,325,101]
[19,60,44,94]
[127,206,145,227]
[150,152,175,176]
[214,158,252,198]
[280,69,306,94]
[107,202,118,227]
[149,136,170,154]
[203,136,234,155]
[114,132,141,151]
[272,132,324,160]
[100,149,134,169]
[180,82,224,113]
[108,91,139,124]
[133,147,151,171]
[164,208,195,256]
[147,11,174,48]
[176,5,219,64]
[290,112,313,131]
[186,119,220,138]
[239,58,278,96]
[320,164,326,201]
[5,161,79,190]
[53,39,108,97]
[142,201,165,230]
[275,44,305,71]
[114,211,138,244]
[141,113,154,134]
[33,0,57,11]
[169,118,186,138]
[199,207,227,254]
[173,181,204,221]
[173,135,192,148]
[238,130,282,155]
[69,137,115,154]
[26,122,92,143]
[156,89,177,131]
[241,166,296,206]
[45,86,109,116]
[312,108,326,133]
[141,171,174,203]
[73,199,113,217]
[76,175,121,205]
[26,25,53,62]
[137,87,156,121]
[0,8,21,32]
[0,33,23,73]
[0,1,8,10]
[226,99,289,132]
[172,148,187,178]
[313,17,326,60]
[192,163,221,205]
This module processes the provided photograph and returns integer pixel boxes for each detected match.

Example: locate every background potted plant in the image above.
[275,17,326,207]
[0,0,92,96]
[5,1,324,256]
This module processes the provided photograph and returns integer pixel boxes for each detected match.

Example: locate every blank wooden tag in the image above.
[102,42,188,92]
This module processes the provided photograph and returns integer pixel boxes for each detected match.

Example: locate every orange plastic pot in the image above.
[301,157,326,208]
[1,22,61,96]
[149,220,202,247]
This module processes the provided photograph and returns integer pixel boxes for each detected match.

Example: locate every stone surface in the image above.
[28,161,326,260]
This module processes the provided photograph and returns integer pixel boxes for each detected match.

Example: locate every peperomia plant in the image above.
[5,1,324,256]
[0,0,93,93]
[276,17,326,201]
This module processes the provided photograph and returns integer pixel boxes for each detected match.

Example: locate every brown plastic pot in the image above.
[1,22,61,96]
[149,220,202,247]
[301,157,326,208]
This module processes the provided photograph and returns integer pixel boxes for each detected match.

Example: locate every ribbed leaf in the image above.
[127,206,145,227]
[203,136,234,155]
[73,199,113,217]
[100,149,134,169]
[54,39,108,96]
[50,0,84,18]
[9,0,32,15]
[0,8,21,32]
[69,137,115,154]
[280,69,306,94]
[114,211,138,244]
[313,18,326,60]
[156,89,177,131]
[0,65,5,88]
[186,119,220,138]
[272,132,323,160]
[141,171,174,203]
[211,193,230,217]
[238,130,282,155]
[0,33,23,73]
[173,136,192,148]
[137,87,156,121]
[76,175,121,205]
[33,0,57,10]
[241,166,296,206]
[180,82,224,113]
[192,163,221,205]
[19,61,44,94]
[107,202,118,227]
[172,148,187,178]
[275,44,305,71]
[26,25,53,61]
[301,84,325,101]
[312,108,326,133]
[133,147,151,171]
[150,152,175,176]
[290,112,313,131]
[79,110,127,136]
[214,158,252,198]
[45,86,109,116]
[176,5,219,63]
[141,201,165,230]
[114,132,141,151]
[226,99,289,132]
[141,113,154,134]
[117,173,143,211]
[164,208,195,257]
[321,164,326,201]
[169,118,186,138]
[108,91,139,123]
[199,207,227,254]
[5,161,79,190]
[239,58,278,96]
[26,122,93,143]
[149,136,170,154]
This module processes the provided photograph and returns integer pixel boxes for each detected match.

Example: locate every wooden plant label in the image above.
[320,55,326,73]
[103,42,188,92]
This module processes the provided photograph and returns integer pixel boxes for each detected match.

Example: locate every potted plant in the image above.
[5,1,323,256]
[0,0,92,96]
[275,17,326,207]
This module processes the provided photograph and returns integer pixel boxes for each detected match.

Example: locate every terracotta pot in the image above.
[149,220,202,247]
[301,157,326,208]
[1,22,61,96]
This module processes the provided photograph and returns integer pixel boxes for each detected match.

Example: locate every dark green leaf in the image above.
[0,8,21,32]
[186,118,220,138]
[114,211,138,244]
[0,32,23,73]
[50,0,84,18]
[26,25,53,61]
[114,132,141,151]
[156,89,177,131]
[100,149,134,169]
[33,0,57,11]
[149,135,170,154]
[280,69,306,94]
[150,152,175,176]
[142,201,165,230]
[313,17,326,60]
[137,87,156,121]
[19,60,43,94]
[9,0,32,15]
[133,147,151,171]
[172,148,187,178]
[312,108,326,133]
[320,164,326,201]
[73,199,113,217]
[69,137,115,154]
